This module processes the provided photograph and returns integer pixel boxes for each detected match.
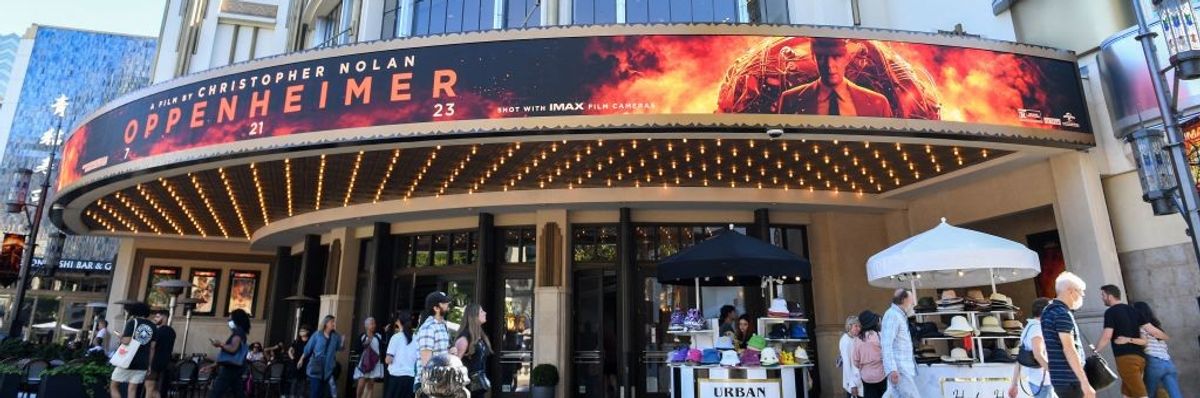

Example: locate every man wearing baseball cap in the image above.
[414,292,453,391]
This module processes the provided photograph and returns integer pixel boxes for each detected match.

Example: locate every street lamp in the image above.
[1125,128,1179,215]
[5,169,32,214]
[1154,0,1200,80]
[5,95,70,340]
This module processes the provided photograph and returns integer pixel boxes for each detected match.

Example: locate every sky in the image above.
[0,0,166,37]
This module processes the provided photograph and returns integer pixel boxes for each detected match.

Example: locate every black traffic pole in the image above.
[8,99,67,340]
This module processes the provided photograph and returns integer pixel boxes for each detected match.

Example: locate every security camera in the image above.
[766,128,784,139]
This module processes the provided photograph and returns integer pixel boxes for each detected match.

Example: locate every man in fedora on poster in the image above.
[777,37,893,117]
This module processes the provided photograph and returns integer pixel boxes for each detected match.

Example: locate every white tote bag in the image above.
[109,338,141,368]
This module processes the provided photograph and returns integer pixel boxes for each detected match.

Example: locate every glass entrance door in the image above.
[572,268,617,398]
[497,276,534,397]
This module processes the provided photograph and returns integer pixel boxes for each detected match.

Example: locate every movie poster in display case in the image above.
[145,266,181,310]
[226,270,259,316]
[188,268,220,315]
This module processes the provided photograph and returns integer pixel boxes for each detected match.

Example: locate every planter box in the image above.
[39,374,86,397]
[0,373,17,398]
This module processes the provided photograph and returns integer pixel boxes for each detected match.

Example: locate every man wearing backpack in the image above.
[355,317,385,398]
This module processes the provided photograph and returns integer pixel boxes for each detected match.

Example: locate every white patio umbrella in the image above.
[32,321,81,333]
[867,218,1041,293]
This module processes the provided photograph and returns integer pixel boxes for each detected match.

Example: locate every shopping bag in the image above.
[108,339,141,369]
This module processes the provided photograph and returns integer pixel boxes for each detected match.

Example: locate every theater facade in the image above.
[51,22,1131,397]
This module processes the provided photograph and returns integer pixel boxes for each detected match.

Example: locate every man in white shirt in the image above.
[881,289,919,398]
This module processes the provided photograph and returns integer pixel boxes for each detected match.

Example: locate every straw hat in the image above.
[965,289,988,304]
[938,290,963,305]
[1002,319,1023,333]
[978,316,1007,335]
[943,316,976,337]
[916,344,939,358]
[941,348,973,363]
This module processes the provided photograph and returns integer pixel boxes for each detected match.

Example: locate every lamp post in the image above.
[5,94,70,340]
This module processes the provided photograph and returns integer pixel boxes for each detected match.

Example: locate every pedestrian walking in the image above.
[109,302,154,398]
[355,317,385,398]
[851,311,885,398]
[454,304,492,398]
[146,309,177,398]
[1094,285,1167,398]
[839,315,863,397]
[384,312,417,398]
[415,292,453,392]
[301,315,347,398]
[1007,298,1051,398]
[289,326,313,398]
[1128,302,1181,398]
[880,289,918,398]
[207,309,252,398]
[1042,272,1095,398]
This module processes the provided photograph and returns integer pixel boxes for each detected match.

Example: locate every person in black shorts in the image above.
[145,309,177,398]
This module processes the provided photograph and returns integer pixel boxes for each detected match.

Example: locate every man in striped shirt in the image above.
[880,289,918,398]
[1041,272,1094,398]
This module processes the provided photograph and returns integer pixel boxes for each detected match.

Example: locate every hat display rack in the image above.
[866,218,1042,366]
[656,229,816,386]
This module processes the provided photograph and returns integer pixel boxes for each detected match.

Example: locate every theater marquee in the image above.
[58,25,1093,190]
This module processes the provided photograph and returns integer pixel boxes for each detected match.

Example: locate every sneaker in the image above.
[668,309,686,332]
[684,308,706,331]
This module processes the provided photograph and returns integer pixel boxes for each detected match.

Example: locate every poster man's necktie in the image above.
[828,91,840,115]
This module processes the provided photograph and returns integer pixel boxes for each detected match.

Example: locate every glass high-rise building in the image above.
[0,25,155,266]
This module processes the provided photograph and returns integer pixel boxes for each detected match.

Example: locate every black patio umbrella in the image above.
[656,230,812,287]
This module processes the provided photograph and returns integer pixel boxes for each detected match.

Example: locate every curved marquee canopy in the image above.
[51,24,1090,239]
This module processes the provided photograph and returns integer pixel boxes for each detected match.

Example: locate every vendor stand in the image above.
[866,218,1042,398]
[657,230,814,398]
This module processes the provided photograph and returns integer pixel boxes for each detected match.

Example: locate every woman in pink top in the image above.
[851,310,887,398]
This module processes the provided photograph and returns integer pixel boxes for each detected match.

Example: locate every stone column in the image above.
[806,212,893,395]
[319,227,362,396]
[532,209,568,397]
[1048,152,1125,398]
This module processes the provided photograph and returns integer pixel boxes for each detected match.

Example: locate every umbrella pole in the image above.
[694,278,701,311]
[989,268,997,295]
[909,276,917,298]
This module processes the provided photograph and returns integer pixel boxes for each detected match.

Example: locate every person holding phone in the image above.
[207,309,251,398]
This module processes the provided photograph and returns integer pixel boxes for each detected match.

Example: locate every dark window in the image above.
[502,227,537,264]
[506,0,540,28]
[572,225,618,263]
[412,235,432,267]
[402,231,477,268]
[413,0,496,36]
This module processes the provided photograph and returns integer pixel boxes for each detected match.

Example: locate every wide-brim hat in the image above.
[941,348,972,363]
[943,315,975,337]
[916,344,938,358]
[715,336,735,350]
[978,316,1006,334]
[915,297,937,312]
[989,293,1012,305]
[1002,319,1023,331]
[965,289,987,302]
[767,298,789,315]
[940,289,958,301]
[937,304,965,312]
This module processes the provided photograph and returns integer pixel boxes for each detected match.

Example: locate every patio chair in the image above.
[173,360,198,398]
[260,362,287,398]
[19,359,49,398]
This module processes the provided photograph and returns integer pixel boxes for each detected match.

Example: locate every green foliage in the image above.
[0,362,21,376]
[42,360,114,398]
[530,364,559,387]
[0,340,87,362]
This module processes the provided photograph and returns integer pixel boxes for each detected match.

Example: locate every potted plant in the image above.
[0,362,21,398]
[39,360,113,398]
[530,364,559,398]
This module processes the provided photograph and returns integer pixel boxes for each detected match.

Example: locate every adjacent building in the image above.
[0,33,21,109]
[49,1,1200,397]
[0,25,155,341]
